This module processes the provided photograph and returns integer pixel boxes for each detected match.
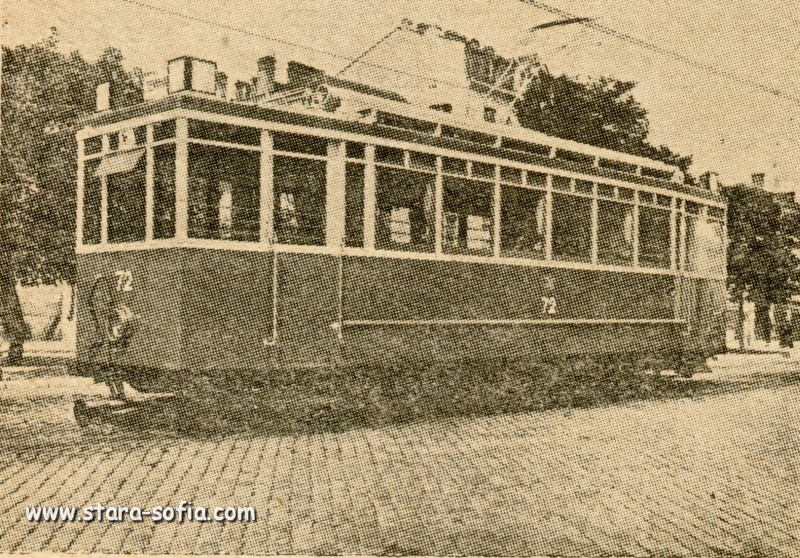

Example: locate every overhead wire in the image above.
[119,0,797,107]
[117,0,473,92]
[517,0,800,105]
[336,25,403,77]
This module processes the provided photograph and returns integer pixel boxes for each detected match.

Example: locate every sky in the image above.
[3,0,798,187]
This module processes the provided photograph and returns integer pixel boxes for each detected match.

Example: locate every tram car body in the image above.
[75,46,727,395]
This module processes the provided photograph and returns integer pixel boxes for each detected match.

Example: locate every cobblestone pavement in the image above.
[0,355,798,556]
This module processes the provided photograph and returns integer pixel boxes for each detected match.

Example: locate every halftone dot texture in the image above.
[0,357,799,555]
[3,0,800,555]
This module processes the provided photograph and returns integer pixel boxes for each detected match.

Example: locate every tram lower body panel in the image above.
[76,247,726,387]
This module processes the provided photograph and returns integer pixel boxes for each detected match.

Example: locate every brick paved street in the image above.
[0,354,798,556]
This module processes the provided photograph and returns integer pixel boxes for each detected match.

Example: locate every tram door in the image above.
[674,276,726,354]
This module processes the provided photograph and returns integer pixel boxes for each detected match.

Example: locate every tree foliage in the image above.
[722,183,800,306]
[517,71,694,182]
[1,30,141,286]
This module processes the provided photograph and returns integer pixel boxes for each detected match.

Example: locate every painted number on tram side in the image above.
[114,270,134,292]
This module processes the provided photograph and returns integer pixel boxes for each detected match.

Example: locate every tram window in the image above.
[472,162,495,180]
[273,132,328,156]
[84,136,102,156]
[597,184,615,199]
[345,163,365,247]
[375,146,404,166]
[575,180,594,195]
[685,214,724,274]
[527,172,547,189]
[188,145,260,242]
[106,153,146,243]
[409,151,436,171]
[500,167,522,185]
[82,159,102,244]
[442,157,467,176]
[619,187,635,201]
[346,142,365,160]
[153,120,176,141]
[597,200,634,266]
[134,126,147,145]
[708,206,725,220]
[657,194,672,207]
[442,176,494,256]
[684,215,699,271]
[153,144,176,239]
[638,206,671,269]
[189,120,260,146]
[686,201,701,215]
[551,193,592,262]
[552,175,571,192]
[273,155,326,245]
[108,132,120,152]
[500,185,545,260]
[375,166,435,253]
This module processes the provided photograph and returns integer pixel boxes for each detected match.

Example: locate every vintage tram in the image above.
[74,36,727,415]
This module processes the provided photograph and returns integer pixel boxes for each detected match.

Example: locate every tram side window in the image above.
[153,144,176,239]
[375,166,435,253]
[442,176,494,256]
[82,159,102,244]
[684,214,699,272]
[345,163,365,247]
[188,144,260,242]
[638,206,671,269]
[597,200,634,266]
[105,150,147,243]
[500,185,545,260]
[551,193,592,262]
[273,155,327,245]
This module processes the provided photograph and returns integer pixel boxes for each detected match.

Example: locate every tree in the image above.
[723,183,800,341]
[517,71,694,182]
[1,30,141,363]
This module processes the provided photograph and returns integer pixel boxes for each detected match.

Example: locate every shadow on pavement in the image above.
[90,356,800,440]
[3,354,799,451]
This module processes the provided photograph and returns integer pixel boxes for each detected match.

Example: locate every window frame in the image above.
[75,113,725,280]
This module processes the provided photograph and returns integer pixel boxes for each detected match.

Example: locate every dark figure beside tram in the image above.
[73,28,727,415]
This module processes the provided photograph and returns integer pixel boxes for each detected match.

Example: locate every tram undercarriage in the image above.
[74,349,714,432]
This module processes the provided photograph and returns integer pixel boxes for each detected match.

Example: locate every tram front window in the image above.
[102,149,146,243]
[685,212,724,275]
[188,144,260,242]
[82,159,102,244]
[375,166,435,253]
[153,144,176,239]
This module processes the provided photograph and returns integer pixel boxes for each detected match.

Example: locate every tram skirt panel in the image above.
[339,256,682,365]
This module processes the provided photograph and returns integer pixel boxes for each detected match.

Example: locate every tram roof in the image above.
[80,92,724,204]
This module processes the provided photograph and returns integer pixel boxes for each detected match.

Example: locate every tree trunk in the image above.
[0,264,29,365]
[735,300,744,346]
[755,303,772,342]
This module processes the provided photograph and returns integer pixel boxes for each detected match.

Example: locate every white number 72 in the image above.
[114,270,133,292]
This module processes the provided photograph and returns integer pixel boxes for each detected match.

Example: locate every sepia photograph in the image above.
[0,0,798,555]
